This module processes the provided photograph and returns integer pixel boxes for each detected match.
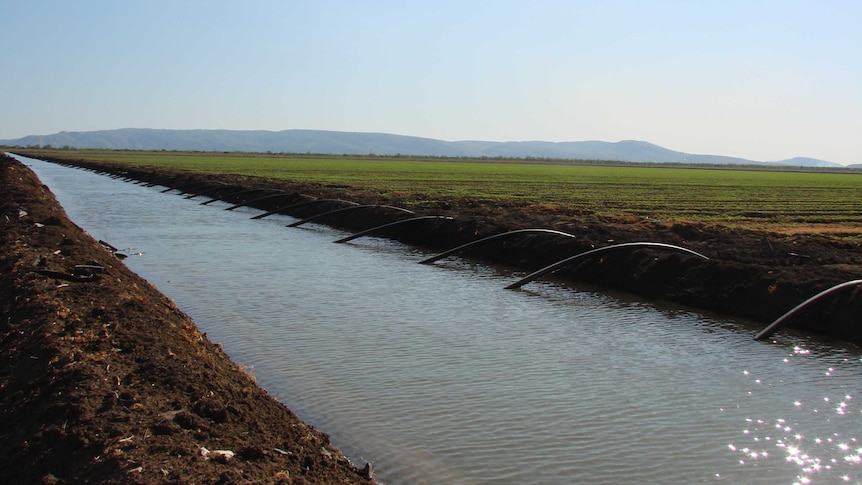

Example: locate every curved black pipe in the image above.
[160,179,203,193]
[754,279,862,341]
[288,205,415,228]
[183,182,230,199]
[334,216,454,243]
[145,174,186,187]
[504,242,709,290]
[250,199,360,220]
[177,180,221,196]
[200,188,266,206]
[142,172,190,187]
[224,191,288,211]
[419,229,577,265]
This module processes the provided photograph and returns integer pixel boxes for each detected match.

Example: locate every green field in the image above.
[14,149,862,230]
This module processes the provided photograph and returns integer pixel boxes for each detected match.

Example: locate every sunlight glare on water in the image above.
[721,345,862,484]
[16,153,862,485]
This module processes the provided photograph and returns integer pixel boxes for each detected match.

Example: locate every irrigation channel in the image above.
[17,154,862,484]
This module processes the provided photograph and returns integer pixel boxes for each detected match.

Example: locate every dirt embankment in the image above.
[1,155,375,483]
[25,153,862,344]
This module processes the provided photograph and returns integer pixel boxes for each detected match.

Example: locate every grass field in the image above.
[13,149,862,231]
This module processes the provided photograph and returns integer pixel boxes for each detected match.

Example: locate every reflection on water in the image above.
[17,154,862,485]
[724,346,862,484]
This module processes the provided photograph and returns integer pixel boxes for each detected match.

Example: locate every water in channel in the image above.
[16,154,862,484]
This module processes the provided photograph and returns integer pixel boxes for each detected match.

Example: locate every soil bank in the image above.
[1,154,375,483]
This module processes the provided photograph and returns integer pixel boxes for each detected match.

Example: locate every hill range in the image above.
[1,128,855,168]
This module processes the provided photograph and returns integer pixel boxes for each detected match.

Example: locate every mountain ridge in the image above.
[0,128,850,168]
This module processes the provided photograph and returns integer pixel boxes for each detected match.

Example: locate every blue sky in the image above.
[2,1,859,164]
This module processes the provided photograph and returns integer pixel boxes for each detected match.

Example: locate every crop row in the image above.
[16,149,862,229]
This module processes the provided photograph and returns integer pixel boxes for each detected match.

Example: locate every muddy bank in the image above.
[21,152,862,344]
[0,155,375,483]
